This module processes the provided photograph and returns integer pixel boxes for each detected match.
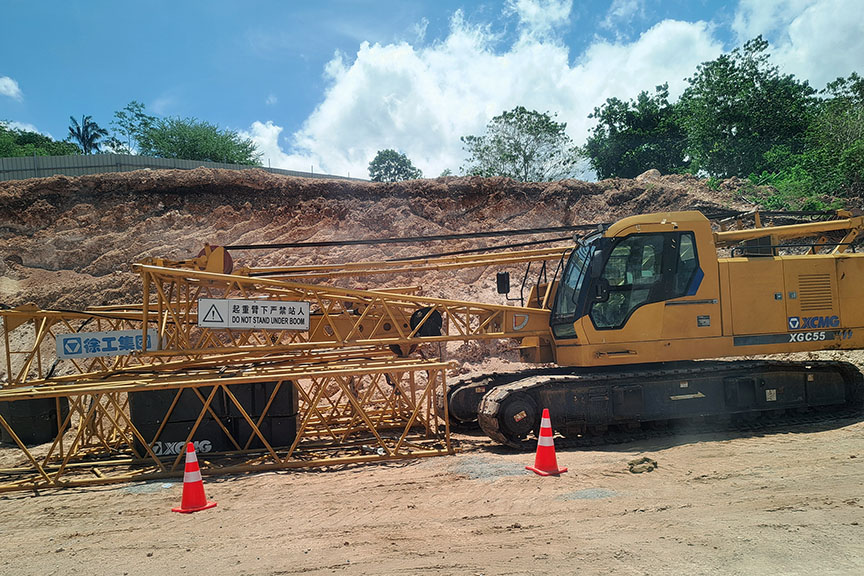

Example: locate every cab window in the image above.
[590,232,698,329]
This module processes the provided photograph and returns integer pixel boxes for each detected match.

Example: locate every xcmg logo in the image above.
[787,315,839,331]
[152,439,212,456]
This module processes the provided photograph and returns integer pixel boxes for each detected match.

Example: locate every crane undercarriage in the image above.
[470,360,864,448]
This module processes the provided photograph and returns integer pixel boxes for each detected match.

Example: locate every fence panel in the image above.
[0,153,360,182]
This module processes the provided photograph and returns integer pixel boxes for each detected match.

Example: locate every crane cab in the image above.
[549,211,722,367]
[545,210,864,368]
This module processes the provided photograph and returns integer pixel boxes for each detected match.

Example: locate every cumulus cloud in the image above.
[732,0,814,42]
[252,6,722,178]
[0,120,56,140]
[0,120,39,133]
[250,0,864,178]
[600,0,645,31]
[505,0,572,41]
[733,0,864,88]
[0,76,23,101]
[241,120,320,173]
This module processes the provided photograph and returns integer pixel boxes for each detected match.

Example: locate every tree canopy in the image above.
[0,123,79,157]
[744,72,864,208]
[579,36,863,209]
[108,100,155,154]
[677,36,816,178]
[135,116,261,165]
[461,106,578,182]
[583,84,688,179]
[368,149,423,182]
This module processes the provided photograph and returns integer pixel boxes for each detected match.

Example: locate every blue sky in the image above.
[2,0,863,178]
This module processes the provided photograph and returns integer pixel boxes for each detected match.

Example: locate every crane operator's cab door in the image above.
[582,230,713,345]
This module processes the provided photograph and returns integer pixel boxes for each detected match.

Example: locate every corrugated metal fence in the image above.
[0,154,360,182]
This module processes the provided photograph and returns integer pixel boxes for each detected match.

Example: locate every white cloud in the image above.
[0,76,23,101]
[413,17,429,43]
[505,0,572,41]
[150,94,176,116]
[733,0,864,88]
[732,0,814,42]
[0,120,40,133]
[0,120,57,140]
[241,120,319,173]
[600,0,644,30]
[266,94,278,106]
[251,8,723,179]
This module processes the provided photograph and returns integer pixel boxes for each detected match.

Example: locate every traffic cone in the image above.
[526,408,568,476]
[172,442,217,513]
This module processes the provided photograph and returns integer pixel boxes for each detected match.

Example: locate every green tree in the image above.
[461,106,578,182]
[368,149,423,181]
[68,115,109,154]
[136,117,261,165]
[747,72,864,208]
[583,84,688,179]
[678,36,816,178]
[109,100,156,154]
[814,73,864,196]
[0,123,79,157]
[818,73,864,149]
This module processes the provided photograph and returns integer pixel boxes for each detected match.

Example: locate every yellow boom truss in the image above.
[0,246,566,493]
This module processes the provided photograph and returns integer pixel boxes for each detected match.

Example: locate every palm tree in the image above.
[68,115,108,154]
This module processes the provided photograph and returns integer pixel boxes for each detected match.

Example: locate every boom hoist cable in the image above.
[224,210,848,257]
[140,210,849,278]
[223,224,601,281]
[223,223,605,251]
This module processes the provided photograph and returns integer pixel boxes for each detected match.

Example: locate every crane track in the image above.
[444,366,582,423]
[476,360,864,449]
[496,404,864,451]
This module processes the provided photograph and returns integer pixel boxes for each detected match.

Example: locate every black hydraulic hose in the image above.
[224,211,842,253]
[758,210,837,217]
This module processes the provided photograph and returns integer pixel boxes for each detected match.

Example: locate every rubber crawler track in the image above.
[476,360,864,449]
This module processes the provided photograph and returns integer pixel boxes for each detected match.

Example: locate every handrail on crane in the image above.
[713,211,863,254]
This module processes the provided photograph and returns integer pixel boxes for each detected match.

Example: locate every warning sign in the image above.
[201,303,225,324]
[197,298,310,330]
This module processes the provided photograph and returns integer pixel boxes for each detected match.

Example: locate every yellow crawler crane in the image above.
[472,210,864,446]
[2,211,863,491]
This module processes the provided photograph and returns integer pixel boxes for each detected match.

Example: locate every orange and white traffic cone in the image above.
[172,442,217,513]
[526,408,568,476]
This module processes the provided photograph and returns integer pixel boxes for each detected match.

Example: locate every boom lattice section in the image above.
[0,356,452,493]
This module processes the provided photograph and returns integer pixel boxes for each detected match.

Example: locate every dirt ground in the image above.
[2,169,863,574]
[1,419,862,576]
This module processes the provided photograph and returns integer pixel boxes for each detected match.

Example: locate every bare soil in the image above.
[1,169,863,575]
[0,423,862,575]
[0,167,748,311]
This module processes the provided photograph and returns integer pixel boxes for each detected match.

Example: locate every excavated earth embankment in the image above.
[0,167,750,311]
